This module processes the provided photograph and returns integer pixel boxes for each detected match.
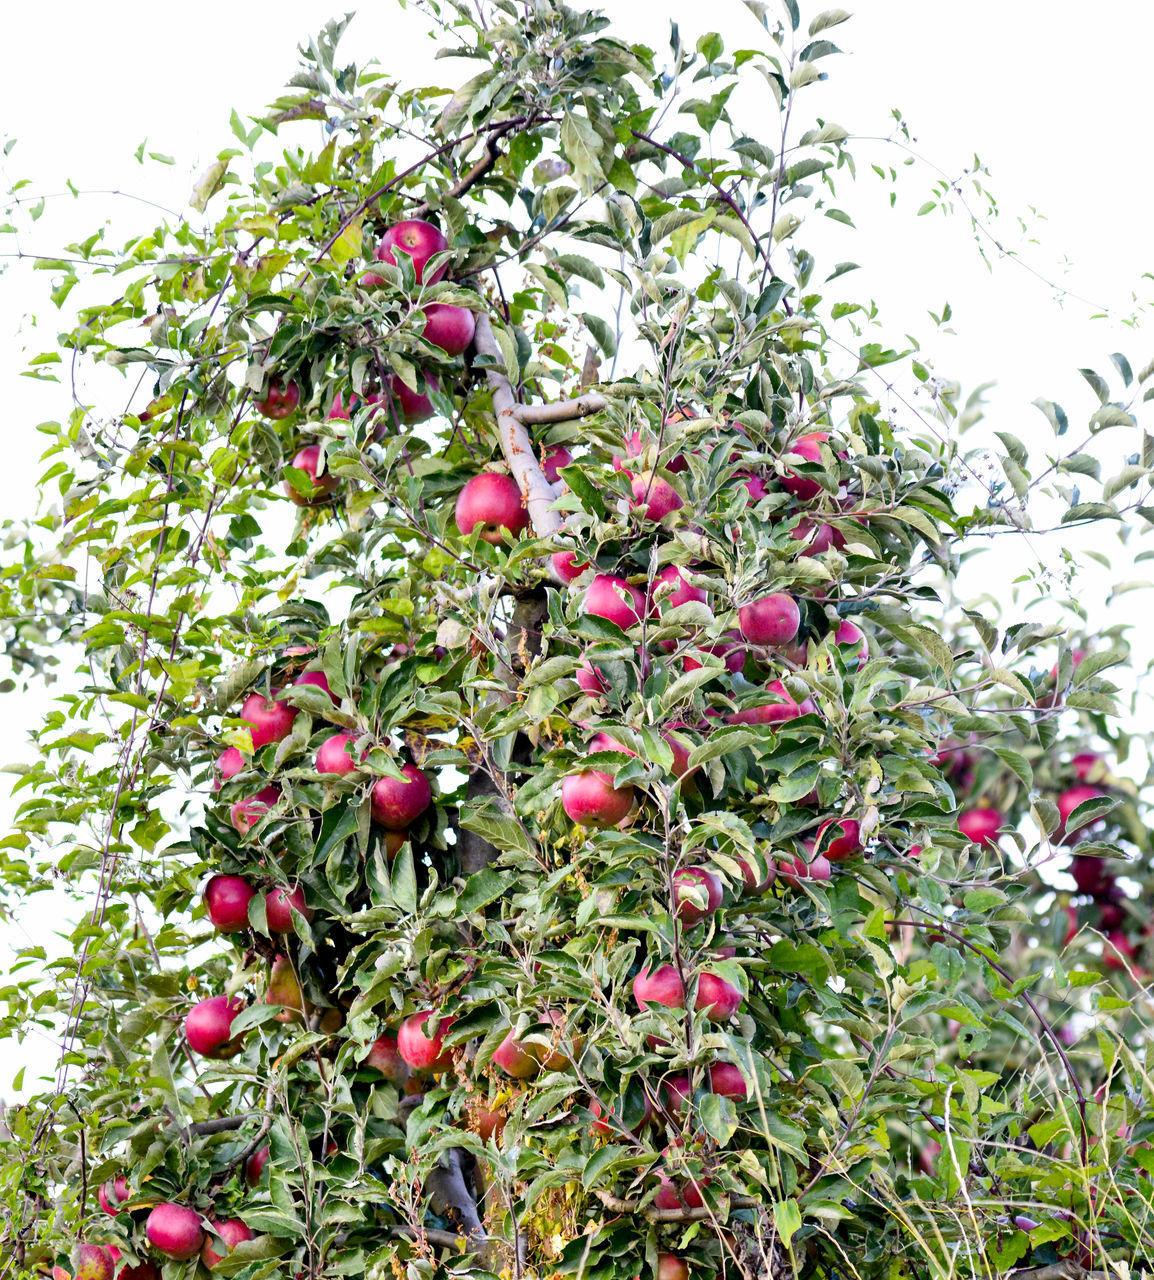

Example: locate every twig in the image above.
[472,314,563,538]
[409,120,521,217]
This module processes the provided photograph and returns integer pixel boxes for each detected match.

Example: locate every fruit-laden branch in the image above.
[511,394,607,425]
[593,1188,760,1223]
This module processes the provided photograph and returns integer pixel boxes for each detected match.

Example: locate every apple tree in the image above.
[2,2,1154,1278]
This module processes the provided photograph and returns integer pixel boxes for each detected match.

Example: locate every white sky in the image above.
[0,0,1151,1094]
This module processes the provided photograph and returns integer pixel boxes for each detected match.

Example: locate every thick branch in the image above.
[426,1148,485,1238]
[512,394,607,425]
[593,1188,760,1223]
[189,1114,253,1137]
[473,314,563,538]
[389,1225,481,1253]
[1008,1267,1109,1280]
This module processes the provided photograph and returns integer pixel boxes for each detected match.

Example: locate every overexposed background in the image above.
[0,1,1150,1094]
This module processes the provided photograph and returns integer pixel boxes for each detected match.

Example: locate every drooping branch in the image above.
[472,314,563,538]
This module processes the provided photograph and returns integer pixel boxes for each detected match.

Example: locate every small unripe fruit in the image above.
[145,1203,206,1261]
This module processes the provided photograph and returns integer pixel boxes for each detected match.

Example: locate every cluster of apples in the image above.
[256,218,477,507]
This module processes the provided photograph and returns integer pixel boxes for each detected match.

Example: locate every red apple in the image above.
[551,549,589,582]
[957,807,1003,850]
[662,1075,692,1116]
[492,1028,539,1080]
[255,378,300,420]
[365,1033,409,1082]
[283,444,338,507]
[230,785,280,836]
[583,574,646,629]
[781,431,830,500]
[215,747,245,787]
[421,302,475,355]
[672,867,723,925]
[738,593,801,646]
[185,994,243,1058]
[145,1204,206,1261]
[98,1174,130,1216]
[1072,752,1102,782]
[630,472,684,521]
[240,692,296,749]
[728,678,817,725]
[455,473,529,543]
[733,855,775,895]
[397,1011,456,1072]
[389,372,437,423]
[202,1219,253,1271]
[708,1061,748,1099]
[695,972,742,1020]
[265,885,312,933]
[1056,785,1106,843]
[1103,929,1136,971]
[684,631,746,674]
[370,763,432,829]
[467,1099,508,1143]
[375,219,448,284]
[816,817,862,862]
[834,619,869,667]
[657,1255,689,1280]
[1071,854,1108,896]
[203,875,255,933]
[113,1255,158,1280]
[615,429,688,475]
[316,732,361,776]
[244,1146,270,1187]
[561,770,634,827]
[576,658,610,696]
[792,518,846,555]
[294,668,339,705]
[741,473,770,501]
[652,564,708,612]
[542,445,573,483]
[779,853,832,885]
[633,963,686,1010]
[654,1150,709,1211]
[73,1246,114,1280]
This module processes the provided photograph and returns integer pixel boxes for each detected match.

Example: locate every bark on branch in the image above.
[593,1188,760,1223]
[188,1114,254,1136]
[512,394,607,425]
[472,314,563,538]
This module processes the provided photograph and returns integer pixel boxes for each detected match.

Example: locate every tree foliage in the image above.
[1,2,1154,1279]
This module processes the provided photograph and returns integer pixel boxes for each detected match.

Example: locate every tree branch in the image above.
[426,1148,486,1238]
[511,394,607,425]
[389,1225,482,1253]
[593,1188,759,1223]
[472,314,562,538]
[409,119,521,218]
[189,1114,253,1137]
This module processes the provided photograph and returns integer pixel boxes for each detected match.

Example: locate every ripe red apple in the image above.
[779,853,832,885]
[741,473,770,501]
[561,770,634,827]
[816,817,862,862]
[684,631,746,674]
[652,564,708,612]
[73,1245,114,1280]
[1071,854,1108,896]
[375,219,448,284]
[632,963,686,1010]
[265,885,313,933]
[230,785,280,836]
[781,431,830,500]
[526,1008,580,1071]
[728,678,817,725]
[654,1165,707,1210]
[834,619,869,667]
[186,994,243,1058]
[957,807,1003,850]
[244,1146,270,1187]
[467,1098,508,1143]
[695,972,742,1020]
[1103,929,1136,971]
[657,1254,689,1280]
[630,472,684,521]
[738,593,801,646]
[145,1204,206,1261]
[202,1219,253,1270]
[421,302,475,355]
[672,867,723,926]
[708,1061,748,1099]
[492,1028,539,1080]
[111,1253,158,1280]
[661,1075,692,1116]
[370,763,432,829]
[240,692,296,749]
[203,875,255,933]
[294,668,339,705]
[542,445,573,483]
[316,732,361,776]
[576,657,610,696]
[583,574,646,629]
[397,1011,456,1072]
[455,473,529,543]
[792,518,846,555]
[1072,752,1102,782]
[215,747,245,787]
[551,549,589,582]
[255,378,300,419]
[283,444,338,507]
[98,1175,129,1216]
[364,1033,409,1082]
[1056,784,1106,843]
[389,372,437,423]
[733,855,775,895]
